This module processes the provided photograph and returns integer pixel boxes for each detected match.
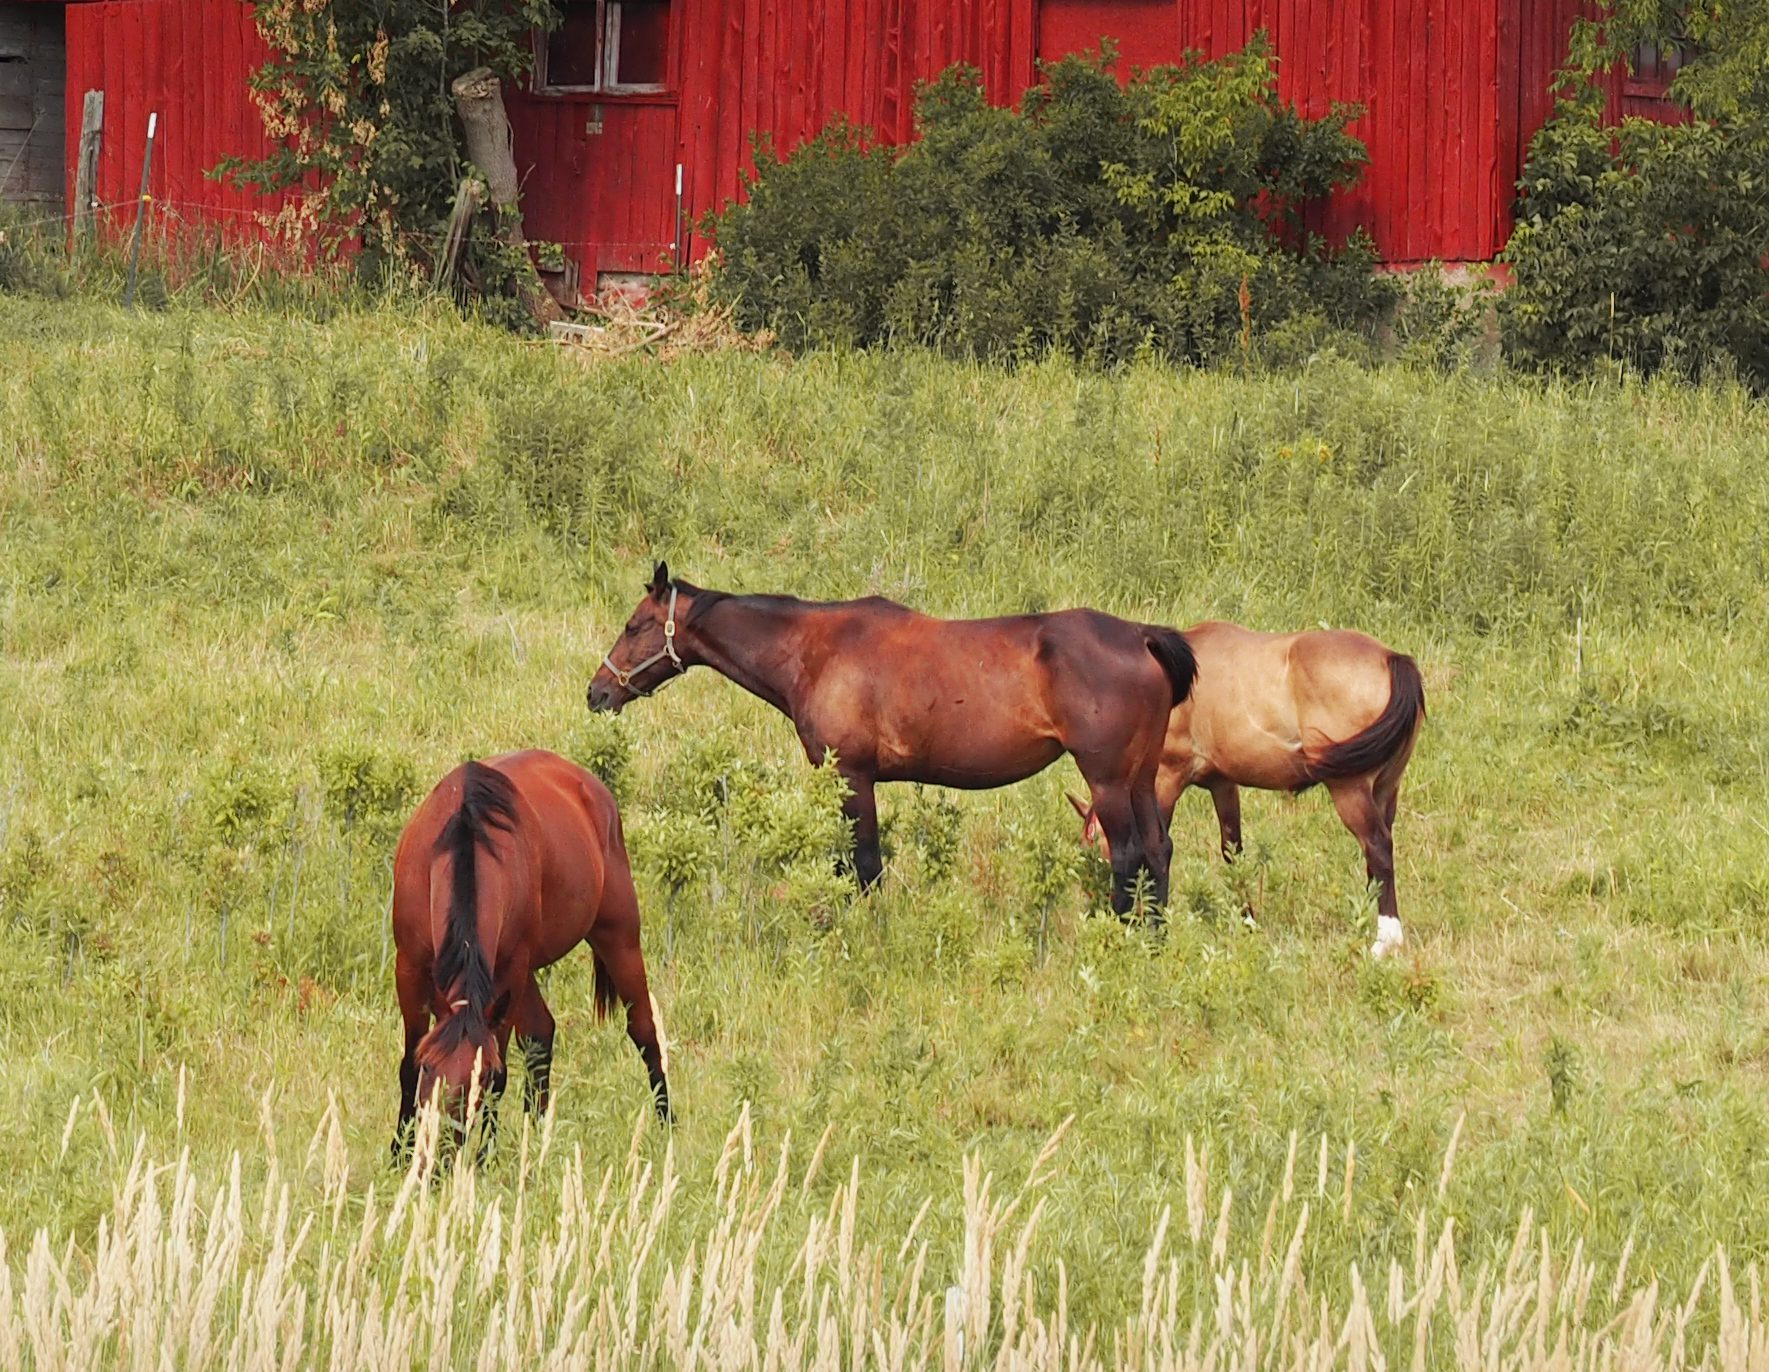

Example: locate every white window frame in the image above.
[536,1,669,95]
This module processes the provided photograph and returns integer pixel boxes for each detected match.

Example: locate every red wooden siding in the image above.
[63,0,293,240]
[1172,0,1510,263]
[1037,0,1179,71]
[46,0,1688,276]
[507,96,681,279]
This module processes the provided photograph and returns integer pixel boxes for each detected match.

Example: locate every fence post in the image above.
[123,110,157,308]
[432,176,481,290]
[74,91,104,245]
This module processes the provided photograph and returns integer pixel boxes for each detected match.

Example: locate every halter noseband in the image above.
[602,585,686,697]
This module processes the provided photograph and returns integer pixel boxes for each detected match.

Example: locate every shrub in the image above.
[1502,106,1769,390]
[712,39,1389,366]
[0,216,73,300]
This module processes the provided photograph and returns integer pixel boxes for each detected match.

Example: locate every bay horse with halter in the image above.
[390,749,671,1159]
[1067,622,1424,957]
[587,563,1198,917]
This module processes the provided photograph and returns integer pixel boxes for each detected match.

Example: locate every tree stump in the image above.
[450,66,564,325]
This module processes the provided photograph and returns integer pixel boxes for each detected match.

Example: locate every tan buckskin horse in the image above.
[1069,622,1424,957]
[588,564,1197,919]
[390,750,671,1161]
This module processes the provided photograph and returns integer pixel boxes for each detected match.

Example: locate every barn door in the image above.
[0,2,66,211]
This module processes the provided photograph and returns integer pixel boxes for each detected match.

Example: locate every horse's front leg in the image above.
[1206,781,1258,929]
[841,774,884,890]
[798,721,883,890]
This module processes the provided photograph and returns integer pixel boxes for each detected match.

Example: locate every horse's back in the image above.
[1177,621,1401,787]
[1284,629,1398,740]
[1174,623,1306,786]
[468,751,623,962]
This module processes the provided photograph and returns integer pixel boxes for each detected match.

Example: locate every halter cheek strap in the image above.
[602,585,686,697]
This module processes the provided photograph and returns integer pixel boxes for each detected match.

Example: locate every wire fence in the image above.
[5,189,689,258]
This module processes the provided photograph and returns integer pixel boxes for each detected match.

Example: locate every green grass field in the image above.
[2,294,1767,1367]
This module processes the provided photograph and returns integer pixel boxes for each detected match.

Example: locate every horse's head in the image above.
[1066,792,1110,861]
[414,991,510,1126]
[588,561,689,713]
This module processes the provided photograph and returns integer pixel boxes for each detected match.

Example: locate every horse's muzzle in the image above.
[586,678,623,714]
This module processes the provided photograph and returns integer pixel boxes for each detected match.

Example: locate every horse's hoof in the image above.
[1369,917,1404,959]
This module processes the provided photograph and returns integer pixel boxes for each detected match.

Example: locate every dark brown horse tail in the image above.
[1301,653,1426,786]
[433,761,519,1029]
[591,955,618,1021]
[1144,627,1199,707]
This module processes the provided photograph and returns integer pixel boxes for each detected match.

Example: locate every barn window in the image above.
[540,0,671,93]
[1627,37,1687,93]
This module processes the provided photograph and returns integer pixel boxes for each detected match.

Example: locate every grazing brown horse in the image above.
[1068,622,1424,957]
[390,749,670,1158]
[587,563,1197,917]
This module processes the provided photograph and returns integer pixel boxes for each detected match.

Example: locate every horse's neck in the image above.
[684,596,808,716]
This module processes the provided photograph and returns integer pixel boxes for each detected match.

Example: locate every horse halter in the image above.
[602,585,686,697]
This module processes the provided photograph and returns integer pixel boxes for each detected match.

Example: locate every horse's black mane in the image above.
[426,761,518,1055]
[674,581,908,626]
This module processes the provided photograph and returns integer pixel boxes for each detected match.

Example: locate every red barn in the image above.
[2,0,1683,287]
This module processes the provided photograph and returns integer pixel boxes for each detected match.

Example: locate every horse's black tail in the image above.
[591,954,618,1021]
[432,761,520,1029]
[1302,654,1426,785]
[1144,627,1199,707]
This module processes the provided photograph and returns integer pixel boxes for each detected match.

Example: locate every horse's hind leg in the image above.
[1327,778,1402,958]
[1084,782,1149,920]
[588,867,674,1122]
[511,978,557,1116]
[391,951,428,1165]
[1131,784,1172,919]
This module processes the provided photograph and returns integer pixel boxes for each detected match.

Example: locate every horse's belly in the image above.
[876,734,1065,788]
[1193,720,1311,790]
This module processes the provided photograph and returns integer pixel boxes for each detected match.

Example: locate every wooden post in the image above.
[432,176,482,290]
[123,111,157,308]
[74,91,104,245]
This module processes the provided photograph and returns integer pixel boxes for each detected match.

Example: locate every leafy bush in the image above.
[1502,106,1769,390]
[318,745,416,841]
[712,39,1389,366]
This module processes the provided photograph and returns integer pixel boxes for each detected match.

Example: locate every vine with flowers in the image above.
[220,0,554,280]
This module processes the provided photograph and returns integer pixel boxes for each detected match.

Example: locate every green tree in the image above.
[221,0,554,276]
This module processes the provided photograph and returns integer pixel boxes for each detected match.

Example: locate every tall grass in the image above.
[5,1098,1763,1370]
[2,296,1767,1352]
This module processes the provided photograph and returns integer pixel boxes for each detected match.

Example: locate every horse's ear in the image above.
[1065,791,1090,822]
[486,989,512,1028]
[648,560,671,594]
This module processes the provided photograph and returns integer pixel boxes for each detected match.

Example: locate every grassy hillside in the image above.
[2,295,1767,1365]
